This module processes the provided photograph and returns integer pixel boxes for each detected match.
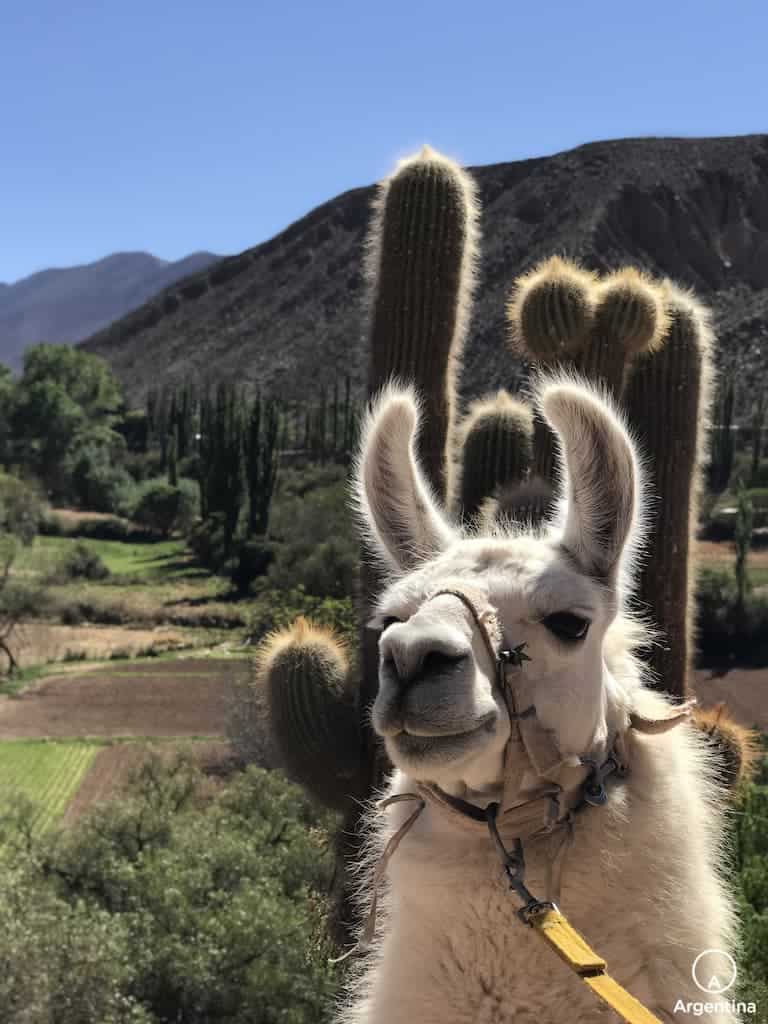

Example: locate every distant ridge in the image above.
[0,250,221,370]
[81,134,768,405]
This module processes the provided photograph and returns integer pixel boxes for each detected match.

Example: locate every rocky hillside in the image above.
[81,135,768,405]
[1,250,221,370]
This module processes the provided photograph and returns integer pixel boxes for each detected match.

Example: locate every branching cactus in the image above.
[624,282,714,698]
[254,617,361,811]
[506,256,595,483]
[576,268,668,398]
[454,390,533,521]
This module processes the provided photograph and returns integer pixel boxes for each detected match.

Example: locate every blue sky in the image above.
[1,0,766,283]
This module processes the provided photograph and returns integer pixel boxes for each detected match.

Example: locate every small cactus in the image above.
[255,617,361,811]
[692,704,760,790]
[366,145,479,499]
[454,390,533,521]
[624,282,714,698]
[507,257,595,486]
[576,268,668,399]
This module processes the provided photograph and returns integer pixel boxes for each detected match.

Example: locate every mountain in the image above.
[81,135,768,405]
[1,250,221,370]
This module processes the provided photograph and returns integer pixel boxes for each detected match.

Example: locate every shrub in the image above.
[124,477,199,538]
[0,756,338,1024]
[68,443,134,514]
[247,587,356,646]
[0,473,44,545]
[268,468,358,597]
[60,541,110,581]
[696,567,768,666]
[230,537,276,595]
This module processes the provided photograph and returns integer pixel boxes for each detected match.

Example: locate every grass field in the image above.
[0,741,100,833]
[17,535,195,580]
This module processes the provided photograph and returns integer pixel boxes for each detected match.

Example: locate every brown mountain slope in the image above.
[81,135,768,404]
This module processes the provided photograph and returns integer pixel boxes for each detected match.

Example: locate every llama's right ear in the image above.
[355,386,456,574]
[538,377,642,582]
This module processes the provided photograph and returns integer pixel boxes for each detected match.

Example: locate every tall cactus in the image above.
[624,282,714,698]
[361,145,480,760]
[454,391,533,521]
[365,145,480,497]
[254,617,361,811]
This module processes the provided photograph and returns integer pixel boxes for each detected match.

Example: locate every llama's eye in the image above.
[542,611,590,642]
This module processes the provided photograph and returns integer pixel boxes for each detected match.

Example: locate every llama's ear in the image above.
[538,379,641,581]
[355,385,456,573]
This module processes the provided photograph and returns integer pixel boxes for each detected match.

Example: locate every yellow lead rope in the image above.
[528,907,662,1024]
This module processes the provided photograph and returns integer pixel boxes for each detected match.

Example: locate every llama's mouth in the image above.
[389,716,497,763]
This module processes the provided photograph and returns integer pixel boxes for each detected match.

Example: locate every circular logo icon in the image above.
[691,949,737,995]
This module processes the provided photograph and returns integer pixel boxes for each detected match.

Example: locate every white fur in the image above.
[340,375,738,1024]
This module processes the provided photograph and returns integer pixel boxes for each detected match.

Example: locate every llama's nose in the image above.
[380,627,470,689]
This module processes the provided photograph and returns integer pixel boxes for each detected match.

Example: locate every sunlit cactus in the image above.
[366,145,479,499]
[692,704,760,790]
[454,390,533,521]
[624,282,714,698]
[507,256,595,485]
[255,617,361,811]
[576,268,668,399]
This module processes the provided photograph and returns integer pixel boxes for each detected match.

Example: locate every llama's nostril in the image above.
[385,648,468,688]
[420,650,468,678]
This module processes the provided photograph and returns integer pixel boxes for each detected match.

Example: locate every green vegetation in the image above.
[732,748,768,1019]
[0,755,337,1024]
[0,741,99,833]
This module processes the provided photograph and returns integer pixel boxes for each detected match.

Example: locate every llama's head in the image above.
[355,375,644,795]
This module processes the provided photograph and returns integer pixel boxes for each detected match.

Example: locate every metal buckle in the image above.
[485,803,555,925]
[579,753,621,807]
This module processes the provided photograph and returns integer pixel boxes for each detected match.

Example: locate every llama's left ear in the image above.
[355,385,456,574]
[539,378,641,582]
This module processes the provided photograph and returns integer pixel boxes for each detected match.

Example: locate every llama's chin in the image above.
[384,716,502,777]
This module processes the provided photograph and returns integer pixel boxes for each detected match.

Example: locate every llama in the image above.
[339,375,738,1024]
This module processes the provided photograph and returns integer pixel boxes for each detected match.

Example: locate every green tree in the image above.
[0,474,45,673]
[11,345,124,500]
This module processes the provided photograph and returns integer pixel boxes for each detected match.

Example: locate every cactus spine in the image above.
[454,391,533,521]
[624,282,714,698]
[255,617,361,811]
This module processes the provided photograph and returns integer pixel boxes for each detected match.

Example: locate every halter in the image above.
[335,584,694,1024]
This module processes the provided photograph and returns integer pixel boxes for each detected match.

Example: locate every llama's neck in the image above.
[346,728,738,1024]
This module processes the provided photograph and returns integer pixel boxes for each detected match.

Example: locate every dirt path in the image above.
[62,740,233,824]
[0,658,247,739]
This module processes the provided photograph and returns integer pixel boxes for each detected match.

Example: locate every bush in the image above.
[0,473,44,545]
[0,756,338,1024]
[60,541,110,581]
[128,478,198,538]
[67,442,134,514]
[268,467,358,597]
[230,537,276,595]
[696,567,768,666]
[247,587,356,646]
